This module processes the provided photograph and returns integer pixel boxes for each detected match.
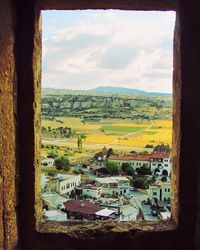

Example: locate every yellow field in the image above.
[42,117,172,152]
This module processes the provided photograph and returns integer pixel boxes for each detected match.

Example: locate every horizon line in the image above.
[42,86,172,94]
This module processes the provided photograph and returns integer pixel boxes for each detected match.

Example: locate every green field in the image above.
[100,125,145,133]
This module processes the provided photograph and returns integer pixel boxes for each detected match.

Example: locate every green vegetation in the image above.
[100,125,145,133]
[121,162,135,176]
[54,156,70,171]
[136,165,152,175]
[47,149,60,159]
[41,92,172,120]
[106,161,121,176]
[131,175,155,189]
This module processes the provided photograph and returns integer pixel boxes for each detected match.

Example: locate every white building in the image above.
[41,174,49,192]
[148,181,171,203]
[82,185,102,199]
[43,209,67,221]
[150,153,172,177]
[45,174,81,195]
[41,158,55,167]
[42,192,68,210]
[108,155,151,170]
[95,176,130,196]
[95,208,116,220]
[108,153,171,177]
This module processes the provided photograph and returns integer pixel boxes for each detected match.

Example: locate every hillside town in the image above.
[41,144,172,222]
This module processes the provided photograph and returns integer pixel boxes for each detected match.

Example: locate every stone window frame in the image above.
[14,0,199,249]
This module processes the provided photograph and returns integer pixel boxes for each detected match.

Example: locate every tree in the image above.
[131,176,147,189]
[55,156,70,171]
[121,162,135,176]
[161,176,167,182]
[153,143,171,153]
[47,149,59,159]
[77,136,82,150]
[106,161,120,176]
[77,133,86,150]
[136,165,152,175]
[47,170,57,177]
[145,144,154,148]
[107,148,114,158]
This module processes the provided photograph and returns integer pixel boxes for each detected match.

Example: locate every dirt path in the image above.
[41,137,151,152]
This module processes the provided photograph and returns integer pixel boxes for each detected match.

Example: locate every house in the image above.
[95,208,117,220]
[95,176,130,196]
[41,158,55,167]
[43,209,67,221]
[89,165,109,176]
[42,192,68,210]
[119,199,142,221]
[93,147,114,166]
[81,184,102,199]
[41,173,49,192]
[108,154,151,169]
[108,152,172,177]
[148,181,171,203]
[150,153,172,177]
[63,200,101,220]
[45,174,81,195]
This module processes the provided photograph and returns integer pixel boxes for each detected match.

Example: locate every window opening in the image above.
[41,10,175,223]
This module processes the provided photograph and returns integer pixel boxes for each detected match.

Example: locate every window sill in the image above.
[38,219,176,239]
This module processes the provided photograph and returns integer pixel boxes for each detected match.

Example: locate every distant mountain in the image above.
[89,86,172,97]
[42,86,172,97]
[89,86,145,95]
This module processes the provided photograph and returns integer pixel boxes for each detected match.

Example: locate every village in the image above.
[41,144,172,222]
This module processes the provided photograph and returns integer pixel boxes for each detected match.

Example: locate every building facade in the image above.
[148,181,171,203]
[81,185,102,199]
[41,158,55,167]
[45,174,81,195]
[108,153,171,177]
[95,176,130,196]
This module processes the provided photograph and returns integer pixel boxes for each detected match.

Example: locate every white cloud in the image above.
[42,10,175,93]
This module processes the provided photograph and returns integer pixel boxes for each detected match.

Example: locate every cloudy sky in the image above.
[42,10,175,93]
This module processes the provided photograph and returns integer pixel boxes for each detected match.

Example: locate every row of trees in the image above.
[105,162,152,177]
[105,161,156,189]
[47,149,70,171]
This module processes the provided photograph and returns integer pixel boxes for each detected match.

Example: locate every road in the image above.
[42,137,153,152]
[129,190,158,220]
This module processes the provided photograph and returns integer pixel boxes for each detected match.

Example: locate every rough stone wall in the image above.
[178,1,200,249]
[0,0,18,249]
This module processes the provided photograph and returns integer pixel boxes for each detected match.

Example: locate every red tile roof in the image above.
[150,152,170,159]
[108,152,170,161]
[108,154,151,161]
[64,200,101,215]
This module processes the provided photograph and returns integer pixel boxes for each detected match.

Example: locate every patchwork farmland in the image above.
[41,116,172,162]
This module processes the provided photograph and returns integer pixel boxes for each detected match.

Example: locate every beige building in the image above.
[95,176,130,196]
[82,185,102,199]
[108,153,172,177]
[108,155,150,170]
[45,174,81,195]
[148,181,171,203]
[41,158,55,167]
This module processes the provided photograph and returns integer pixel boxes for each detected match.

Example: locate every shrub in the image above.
[47,149,60,159]
[106,161,121,176]
[55,156,70,171]
[136,165,152,175]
